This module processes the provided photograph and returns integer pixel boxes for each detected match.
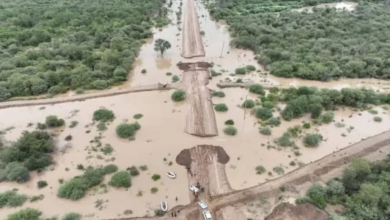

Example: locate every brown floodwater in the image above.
[0,89,389,219]
[1,0,390,219]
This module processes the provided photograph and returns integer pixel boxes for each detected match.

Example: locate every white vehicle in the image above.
[160,201,168,211]
[190,184,199,193]
[202,210,213,220]
[166,171,176,179]
[198,200,207,209]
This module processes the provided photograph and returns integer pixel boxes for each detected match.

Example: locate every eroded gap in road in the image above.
[176,145,246,220]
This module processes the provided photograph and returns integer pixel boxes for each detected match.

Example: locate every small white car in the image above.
[198,200,207,209]
[190,184,199,193]
[202,210,213,220]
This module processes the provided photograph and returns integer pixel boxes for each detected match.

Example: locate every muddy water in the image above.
[292,1,358,13]
[0,88,389,219]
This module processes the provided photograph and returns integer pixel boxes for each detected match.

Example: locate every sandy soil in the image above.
[182,0,205,58]
[264,203,328,220]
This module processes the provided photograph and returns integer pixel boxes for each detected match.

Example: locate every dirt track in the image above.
[182,0,205,58]
[101,129,390,220]
[0,84,177,109]
[182,70,218,137]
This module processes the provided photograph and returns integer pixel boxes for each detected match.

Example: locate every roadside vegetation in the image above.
[299,157,390,219]
[0,0,169,101]
[207,0,390,81]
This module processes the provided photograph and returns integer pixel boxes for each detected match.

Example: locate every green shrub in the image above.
[214,103,228,112]
[97,122,107,131]
[256,108,273,120]
[273,166,285,175]
[139,165,148,171]
[62,212,81,220]
[65,135,72,141]
[303,133,323,147]
[249,85,265,95]
[171,90,186,102]
[133,114,143,119]
[69,121,78,128]
[93,109,115,122]
[255,166,266,175]
[246,65,256,72]
[103,164,118,174]
[57,168,105,200]
[212,90,225,97]
[151,187,158,193]
[319,111,334,124]
[3,162,30,183]
[224,119,234,125]
[306,184,327,209]
[155,209,166,216]
[200,31,205,35]
[116,123,140,138]
[276,132,293,147]
[303,123,311,129]
[259,127,271,135]
[172,75,180,82]
[6,208,42,220]
[45,115,65,128]
[374,116,382,122]
[101,144,113,155]
[0,191,28,208]
[152,174,161,181]
[310,104,323,119]
[36,123,47,130]
[262,101,274,109]
[128,166,140,176]
[37,180,48,189]
[29,195,44,203]
[295,197,311,205]
[235,67,247,75]
[166,72,172,76]
[267,117,281,126]
[109,171,131,188]
[210,69,219,77]
[224,126,237,136]
[242,100,255,108]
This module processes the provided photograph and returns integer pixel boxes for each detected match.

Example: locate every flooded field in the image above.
[1,0,390,219]
[0,88,389,219]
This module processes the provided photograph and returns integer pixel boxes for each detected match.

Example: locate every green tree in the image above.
[256,108,273,120]
[154,39,171,57]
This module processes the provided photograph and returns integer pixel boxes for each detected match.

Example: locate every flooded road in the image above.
[1,0,390,219]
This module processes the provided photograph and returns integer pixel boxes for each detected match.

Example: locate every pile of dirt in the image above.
[177,61,211,71]
[265,203,328,220]
[176,145,230,167]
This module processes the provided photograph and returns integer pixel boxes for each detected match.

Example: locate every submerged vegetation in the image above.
[0,0,169,101]
[0,131,54,183]
[208,0,390,81]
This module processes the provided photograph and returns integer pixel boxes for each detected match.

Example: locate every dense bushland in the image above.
[300,157,390,220]
[207,0,390,81]
[0,0,169,101]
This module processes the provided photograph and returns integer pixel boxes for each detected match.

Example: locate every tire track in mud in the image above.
[182,0,205,58]
[182,70,218,137]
